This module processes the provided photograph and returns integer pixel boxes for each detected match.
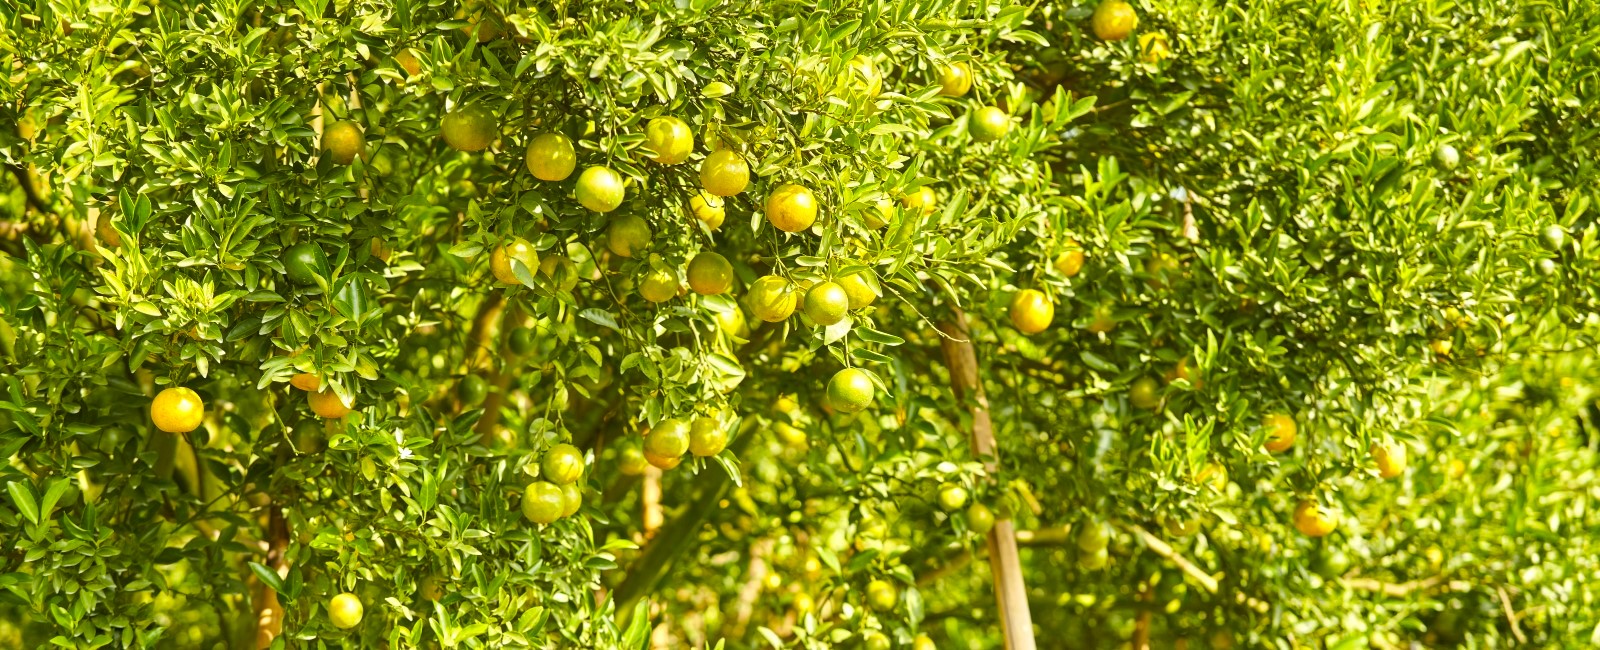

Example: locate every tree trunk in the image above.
[938,310,1036,650]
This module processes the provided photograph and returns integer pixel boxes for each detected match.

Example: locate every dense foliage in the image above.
[2,0,1598,648]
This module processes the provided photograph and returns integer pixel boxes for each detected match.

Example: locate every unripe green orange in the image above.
[687,252,734,296]
[827,368,875,414]
[575,167,625,213]
[525,133,576,181]
[804,282,850,326]
[606,215,652,258]
[441,105,498,152]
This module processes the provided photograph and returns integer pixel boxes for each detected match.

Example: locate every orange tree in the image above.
[2,0,1599,649]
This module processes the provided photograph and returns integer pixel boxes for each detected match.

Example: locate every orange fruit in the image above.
[151,387,204,433]
[322,121,365,164]
[542,443,585,484]
[1129,377,1160,410]
[902,186,937,216]
[866,579,897,612]
[966,503,996,535]
[1292,500,1338,537]
[1430,339,1453,356]
[394,48,422,76]
[460,12,503,42]
[766,183,818,233]
[559,483,582,517]
[939,62,973,97]
[747,275,797,322]
[714,306,750,338]
[308,389,354,419]
[644,116,693,164]
[638,267,679,303]
[688,191,726,231]
[525,133,576,181]
[441,105,498,152]
[645,450,683,470]
[805,282,850,326]
[521,481,564,524]
[837,271,880,309]
[687,252,734,295]
[912,635,937,650]
[1263,414,1296,452]
[1196,463,1228,493]
[1164,357,1201,389]
[619,444,648,476]
[865,198,895,229]
[575,166,625,213]
[1372,441,1407,479]
[1008,289,1053,334]
[490,237,538,285]
[539,255,579,292]
[1054,241,1085,278]
[937,483,968,511]
[645,418,691,464]
[1090,0,1138,41]
[328,593,364,629]
[605,215,652,258]
[689,416,729,457]
[1085,304,1117,333]
[970,106,1010,142]
[827,368,875,414]
[700,149,749,197]
[290,373,320,392]
[1139,32,1171,63]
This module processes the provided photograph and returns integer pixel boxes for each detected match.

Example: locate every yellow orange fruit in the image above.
[902,186,937,216]
[525,133,576,181]
[290,373,321,392]
[767,183,819,233]
[687,252,734,296]
[688,192,726,231]
[605,215,652,258]
[322,121,365,164]
[151,387,205,433]
[638,267,679,303]
[1292,500,1338,537]
[1371,441,1407,479]
[939,62,973,97]
[747,275,798,322]
[827,368,875,414]
[441,105,498,152]
[700,149,750,197]
[1263,414,1296,453]
[308,389,354,419]
[328,593,364,629]
[1090,0,1139,41]
[1009,289,1054,334]
[838,271,880,309]
[575,166,625,213]
[805,282,851,326]
[644,116,694,165]
[1054,241,1085,278]
[490,237,539,285]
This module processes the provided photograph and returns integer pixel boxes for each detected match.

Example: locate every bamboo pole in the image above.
[938,310,1036,650]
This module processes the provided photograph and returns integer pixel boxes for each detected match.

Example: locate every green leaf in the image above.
[6,481,37,525]
[248,562,286,595]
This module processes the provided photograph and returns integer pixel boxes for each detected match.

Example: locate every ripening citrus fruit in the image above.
[1263,414,1296,452]
[638,267,679,303]
[456,374,488,405]
[902,186,937,216]
[1139,32,1171,63]
[912,634,937,650]
[866,579,898,612]
[644,116,694,164]
[291,373,320,392]
[1090,0,1139,41]
[1054,241,1085,278]
[1076,521,1109,552]
[865,198,895,229]
[645,418,691,466]
[328,593,364,629]
[1371,441,1407,479]
[575,166,625,213]
[522,481,564,524]
[688,192,725,231]
[966,503,996,535]
[1432,143,1460,170]
[827,368,875,414]
[490,237,538,285]
[1085,304,1117,333]
[460,12,503,42]
[540,255,579,292]
[394,48,421,76]
[559,483,582,518]
[1079,546,1109,569]
[687,252,734,295]
[689,416,729,457]
[285,243,327,286]
[837,271,879,309]
[700,149,750,197]
[308,389,354,419]
[543,443,585,484]
[322,121,365,164]
[1008,289,1053,334]
[151,387,204,433]
[619,444,648,476]
[766,183,818,233]
[714,307,750,338]
[747,275,798,322]
[970,106,1010,142]
[863,631,890,650]
[1129,377,1160,410]
[805,282,850,326]
[937,484,969,511]
[441,105,498,152]
[418,573,444,602]
[939,62,973,97]
[1429,338,1453,356]
[605,215,652,258]
[1196,462,1228,493]
[1164,357,1201,389]
[525,133,576,181]
[1293,500,1338,537]
[508,326,537,356]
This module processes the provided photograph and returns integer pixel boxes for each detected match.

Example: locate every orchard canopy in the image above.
[3,0,1600,648]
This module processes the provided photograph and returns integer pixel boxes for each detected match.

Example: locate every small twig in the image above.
[1496,586,1527,644]
[1338,575,1469,597]
[1125,523,1218,593]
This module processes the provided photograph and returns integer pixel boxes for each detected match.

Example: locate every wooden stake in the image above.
[938,310,1036,650]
